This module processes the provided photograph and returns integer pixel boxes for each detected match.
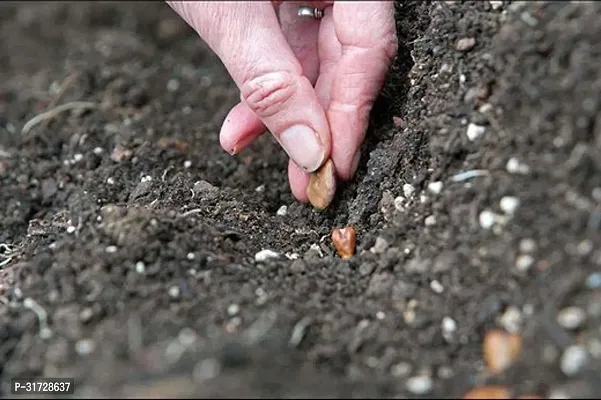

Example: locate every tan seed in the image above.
[483,329,522,374]
[306,159,336,210]
[463,386,511,399]
[332,226,356,260]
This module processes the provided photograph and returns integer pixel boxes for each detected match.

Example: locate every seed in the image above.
[331,226,357,260]
[483,329,522,374]
[463,386,511,399]
[306,159,336,210]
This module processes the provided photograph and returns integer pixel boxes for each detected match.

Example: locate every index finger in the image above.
[327,1,397,180]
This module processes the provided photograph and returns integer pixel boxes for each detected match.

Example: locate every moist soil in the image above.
[1,1,601,398]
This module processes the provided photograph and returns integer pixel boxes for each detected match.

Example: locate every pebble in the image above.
[515,254,534,272]
[406,375,433,395]
[168,286,180,299]
[66,226,76,234]
[424,215,437,226]
[456,37,476,52]
[585,272,601,289]
[560,345,588,376]
[391,361,412,377]
[500,196,520,215]
[135,261,146,274]
[430,280,444,294]
[506,157,531,175]
[227,304,240,316]
[489,0,503,10]
[466,123,486,141]
[442,316,457,334]
[403,183,415,199]
[105,245,118,254]
[479,210,498,229]
[394,196,405,212]
[371,237,389,254]
[556,307,586,330]
[75,339,96,355]
[427,181,444,195]
[499,306,522,333]
[254,249,280,262]
[519,238,537,253]
[276,205,287,216]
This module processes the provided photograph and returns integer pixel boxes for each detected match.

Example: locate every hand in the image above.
[168,1,397,204]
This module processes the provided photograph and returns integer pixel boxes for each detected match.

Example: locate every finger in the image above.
[220,0,324,156]
[314,6,341,112]
[327,1,398,180]
[288,159,311,202]
[169,1,331,173]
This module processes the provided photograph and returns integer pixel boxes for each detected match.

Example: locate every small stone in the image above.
[489,1,503,10]
[227,304,240,316]
[75,339,96,355]
[394,196,405,212]
[167,78,180,92]
[466,123,486,141]
[515,255,534,272]
[456,37,476,52]
[403,183,415,199]
[391,362,412,377]
[66,226,76,234]
[560,345,588,376]
[499,306,522,333]
[424,215,437,226]
[254,249,280,262]
[276,205,288,216]
[585,272,601,289]
[105,245,118,254]
[406,375,433,395]
[187,252,195,260]
[427,181,444,195]
[430,280,444,293]
[479,210,498,229]
[442,316,457,334]
[370,237,389,254]
[556,307,586,330]
[183,160,192,168]
[392,116,405,128]
[168,286,180,298]
[506,157,531,175]
[135,261,146,274]
[500,196,520,215]
[519,238,537,253]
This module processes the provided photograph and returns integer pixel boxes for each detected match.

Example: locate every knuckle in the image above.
[240,71,297,119]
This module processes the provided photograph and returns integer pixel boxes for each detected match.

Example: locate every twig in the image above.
[21,101,98,135]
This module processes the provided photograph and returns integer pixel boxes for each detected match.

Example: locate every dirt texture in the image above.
[1,1,601,398]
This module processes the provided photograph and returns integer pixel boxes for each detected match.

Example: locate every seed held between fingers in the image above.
[306,159,336,210]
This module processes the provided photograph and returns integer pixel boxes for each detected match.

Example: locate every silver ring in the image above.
[297,5,324,20]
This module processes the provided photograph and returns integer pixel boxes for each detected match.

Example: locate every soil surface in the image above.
[1,1,601,398]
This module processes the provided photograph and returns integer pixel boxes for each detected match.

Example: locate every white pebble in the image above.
[430,280,444,293]
[276,205,288,216]
[466,123,486,141]
[187,252,195,260]
[66,226,76,234]
[499,306,522,333]
[479,210,497,229]
[254,249,280,262]
[135,261,145,274]
[406,375,433,395]
[506,157,531,175]
[73,153,84,162]
[500,196,520,215]
[168,286,180,298]
[394,196,405,212]
[424,215,437,226]
[519,238,537,253]
[489,0,503,10]
[167,78,180,92]
[371,237,389,254]
[93,147,104,155]
[585,272,601,289]
[227,304,240,316]
[427,181,444,195]
[376,311,386,320]
[515,254,534,272]
[442,316,457,333]
[560,345,588,376]
[183,160,192,168]
[420,194,428,204]
[107,177,115,185]
[557,307,586,330]
[403,183,415,199]
[75,339,96,355]
[105,245,118,254]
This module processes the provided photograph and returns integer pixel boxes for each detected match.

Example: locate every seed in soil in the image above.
[331,226,356,260]
[463,386,511,399]
[306,159,336,210]
[483,329,522,374]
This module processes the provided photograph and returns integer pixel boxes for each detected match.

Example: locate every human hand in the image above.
[167,1,397,206]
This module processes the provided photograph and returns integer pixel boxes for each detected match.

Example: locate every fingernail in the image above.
[349,150,361,177]
[279,125,325,172]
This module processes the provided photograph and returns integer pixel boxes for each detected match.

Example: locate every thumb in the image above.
[167,1,331,173]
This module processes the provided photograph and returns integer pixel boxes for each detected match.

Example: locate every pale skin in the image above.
[167,1,398,203]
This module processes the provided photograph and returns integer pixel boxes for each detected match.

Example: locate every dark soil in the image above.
[1,1,601,398]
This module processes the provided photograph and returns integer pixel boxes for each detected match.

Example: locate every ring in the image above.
[297,5,324,20]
